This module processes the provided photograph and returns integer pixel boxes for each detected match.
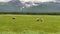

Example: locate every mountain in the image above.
[0,0,60,13]
[8,0,23,7]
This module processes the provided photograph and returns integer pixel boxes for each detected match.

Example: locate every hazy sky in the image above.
[0,0,55,2]
[20,0,55,2]
[0,0,11,2]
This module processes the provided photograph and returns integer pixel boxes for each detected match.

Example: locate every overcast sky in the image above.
[0,0,11,2]
[0,0,55,2]
[20,0,55,2]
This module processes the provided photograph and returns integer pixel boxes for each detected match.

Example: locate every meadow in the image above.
[0,14,60,34]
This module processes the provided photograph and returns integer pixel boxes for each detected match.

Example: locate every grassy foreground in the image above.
[0,15,60,34]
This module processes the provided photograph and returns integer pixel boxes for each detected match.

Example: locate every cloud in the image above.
[0,0,11,2]
[20,0,55,2]
[0,0,56,2]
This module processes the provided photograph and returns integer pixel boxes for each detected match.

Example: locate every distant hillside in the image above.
[0,0,60,13]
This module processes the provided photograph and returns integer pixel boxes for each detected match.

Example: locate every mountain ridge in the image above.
[0,0,60,13]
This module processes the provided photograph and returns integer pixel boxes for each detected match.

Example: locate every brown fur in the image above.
[36,18,43,22]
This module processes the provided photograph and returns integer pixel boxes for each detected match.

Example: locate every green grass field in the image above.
[0,15,60,34]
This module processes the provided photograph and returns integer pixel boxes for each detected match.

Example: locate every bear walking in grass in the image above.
[12,17,16,19]
[36,18,43,22]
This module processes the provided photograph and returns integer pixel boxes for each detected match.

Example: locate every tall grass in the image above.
[0,15,60,34]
